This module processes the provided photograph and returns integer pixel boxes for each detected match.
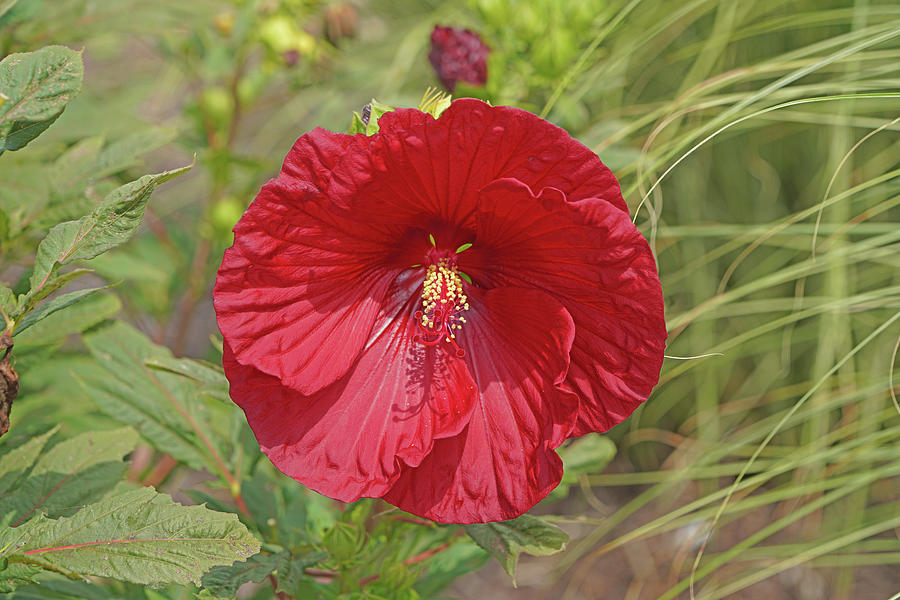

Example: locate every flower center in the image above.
[414,256,469,357]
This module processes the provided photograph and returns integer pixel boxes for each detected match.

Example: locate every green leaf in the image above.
[0,1,19,20]
[13,292,120,348]
[0,46,83,153]
[201,551,285,597]
[29,164,191,298]
[275,550,330,597]
[464,514,568,581]
[414,540,489,598]
[0,579,132,599]
[14,286,107,336]
[0,427,58,497]
[0,285,15,330]
[0,205,9,243]
[80,321,223,473]
[1,486,260,587]
[16,268,92,321]
[0,557,42,592]
[144,355,225,387]
[548,434,617,500]
[0,427,139,525]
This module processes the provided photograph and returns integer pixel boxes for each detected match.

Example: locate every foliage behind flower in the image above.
[214,99,666,523]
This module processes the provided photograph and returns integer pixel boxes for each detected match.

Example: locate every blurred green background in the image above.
[1,0,899,598]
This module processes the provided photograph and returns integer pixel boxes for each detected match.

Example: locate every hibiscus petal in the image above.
[215,129,404,396]
[279,126,370,194]
[351,99,627,232]
[223,271,478,503]
[383,286,577,523]
[469,177,666,436]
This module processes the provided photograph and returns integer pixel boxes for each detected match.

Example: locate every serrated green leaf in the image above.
[29,164,191,297]
[2,486,260,587]
[0,427,138,525]
[144,355,225,387]
[0,578,130,599]
[275,550,330,596]
[16,268,92,320]
[464,514,568,581]
[14,286,107,336]
[0,427,58,497]
[13,292,120,348]
[80,321,223,473]
[201,551,285,597]
[0,46,83,153]
[0,556,42,592]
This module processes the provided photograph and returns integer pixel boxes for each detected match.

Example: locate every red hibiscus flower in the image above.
[428,25,489,91]
[214,99,666,523]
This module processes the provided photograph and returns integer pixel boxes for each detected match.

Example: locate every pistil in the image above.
[414,256,469,357]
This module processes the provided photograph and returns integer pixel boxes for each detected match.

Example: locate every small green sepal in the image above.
[455,242,473,253]
[348,99,394,136]
[419,87,452,118]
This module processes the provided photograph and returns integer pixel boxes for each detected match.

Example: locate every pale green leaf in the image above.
[413,540,489,598]
[548,434,617,500]
[0,46,83,153]
[0,205,9,241]
[0,427,138,525]
[2,486,260,587]
[80,321,220,472]
[14,286,107,336]
[0,0,19,20]
[49,136,104,196]
[465,514,568,580]
[28,164,190,296]
[0,285,15,329]
[0,427,58,497]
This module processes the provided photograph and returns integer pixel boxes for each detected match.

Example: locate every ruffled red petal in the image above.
[383,286,577,523]
[350,99,627,232]
[215,128,409,395]
[223,271,478,503]
[467,177,666,435]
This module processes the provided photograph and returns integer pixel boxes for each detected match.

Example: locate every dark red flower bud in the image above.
[428,25,489,92]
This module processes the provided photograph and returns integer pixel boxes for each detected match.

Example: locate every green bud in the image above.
[210,197,245,234]
[322,521,366,565]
